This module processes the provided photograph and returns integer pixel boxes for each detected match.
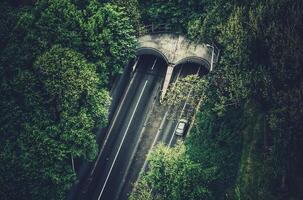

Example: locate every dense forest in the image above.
[1,0,303,200]
[0,0,137,199]
[131,0,303,200]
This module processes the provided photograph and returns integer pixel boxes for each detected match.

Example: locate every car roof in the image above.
[178,123,185,129]
[179,119,187,123]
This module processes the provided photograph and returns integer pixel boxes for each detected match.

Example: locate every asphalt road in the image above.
[75,55,207,200]
[117,61,206,200]
[80,55,166,200]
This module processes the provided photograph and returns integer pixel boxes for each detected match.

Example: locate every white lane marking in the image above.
[144,64,184,160]
[98,80,148,200]
[90,59,141,176]
[151,58,157,70]
[196,65,201,76]
[71,154,75,173]
[132,57,140,72]
[136,64,184,183]
[136,109,168,185]
[151,112,168,150]
[175,64,183,82]
[168,65,201,146]
[114,80,161,200]
[168,90,191,146]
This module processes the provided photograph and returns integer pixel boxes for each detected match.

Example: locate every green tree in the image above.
[0,45,111,200]
[107,0,141,30]
[136,0,303,199]
[139,0,205,33]
[162,75,207,120]
[33,45,111,160]
[130,143,215,200]
[0,0,137,199]
[36,0,137,84]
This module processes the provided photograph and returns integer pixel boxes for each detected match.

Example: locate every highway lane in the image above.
[74,56,207,200]
[157,64,202,147]
[82,55,166,200]
[167,65,201,146]
[118,62,206,200]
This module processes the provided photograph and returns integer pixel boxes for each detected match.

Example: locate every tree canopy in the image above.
[0,0,137,199]
[133,0,303,199]
[130,143,215,200]
[1,0,303,199]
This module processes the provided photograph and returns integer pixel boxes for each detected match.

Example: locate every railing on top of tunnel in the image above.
[137,23,182,37]
[212,45,220,64]
[137,23,220,67]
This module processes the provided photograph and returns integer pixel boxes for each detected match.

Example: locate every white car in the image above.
[175,119,188,136]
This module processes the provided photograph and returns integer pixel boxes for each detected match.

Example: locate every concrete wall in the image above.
[137,34,211,70]
[137,33,214,100]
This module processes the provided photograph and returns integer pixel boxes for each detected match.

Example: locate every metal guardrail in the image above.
[138,23,220,67]
[138,23,181,36]
[212,45,220,63]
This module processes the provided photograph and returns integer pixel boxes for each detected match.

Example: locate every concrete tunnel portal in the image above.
[134,33,217,99]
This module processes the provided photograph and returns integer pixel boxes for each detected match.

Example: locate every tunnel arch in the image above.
[138,34,214,67]
[137,33,218,100]
[175,56,211,73]
[136,47,169,65]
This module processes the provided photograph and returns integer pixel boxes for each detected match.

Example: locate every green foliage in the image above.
[162,75,207,120]
[139,0,205,34]
[0,45,111,200]
[196,0,303,199]
[130,143,215,200]
[135,0,303,200]
[186,106,244,199]
[2,0,303,199]
[33,45,110,159]
[106,0,141,30]
[0,0,137,199]
[98,3,138,79]
[38,0,137,83]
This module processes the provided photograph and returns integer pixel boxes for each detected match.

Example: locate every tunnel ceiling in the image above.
[136,47,169,64]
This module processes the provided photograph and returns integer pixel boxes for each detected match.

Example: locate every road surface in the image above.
[75,55,206,200]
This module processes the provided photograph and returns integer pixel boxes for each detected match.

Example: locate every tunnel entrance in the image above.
[131,51,210,101]
[175,57,210,75]
[136,48,169,65]
[131,53,168,75]
[173,62,209,78]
